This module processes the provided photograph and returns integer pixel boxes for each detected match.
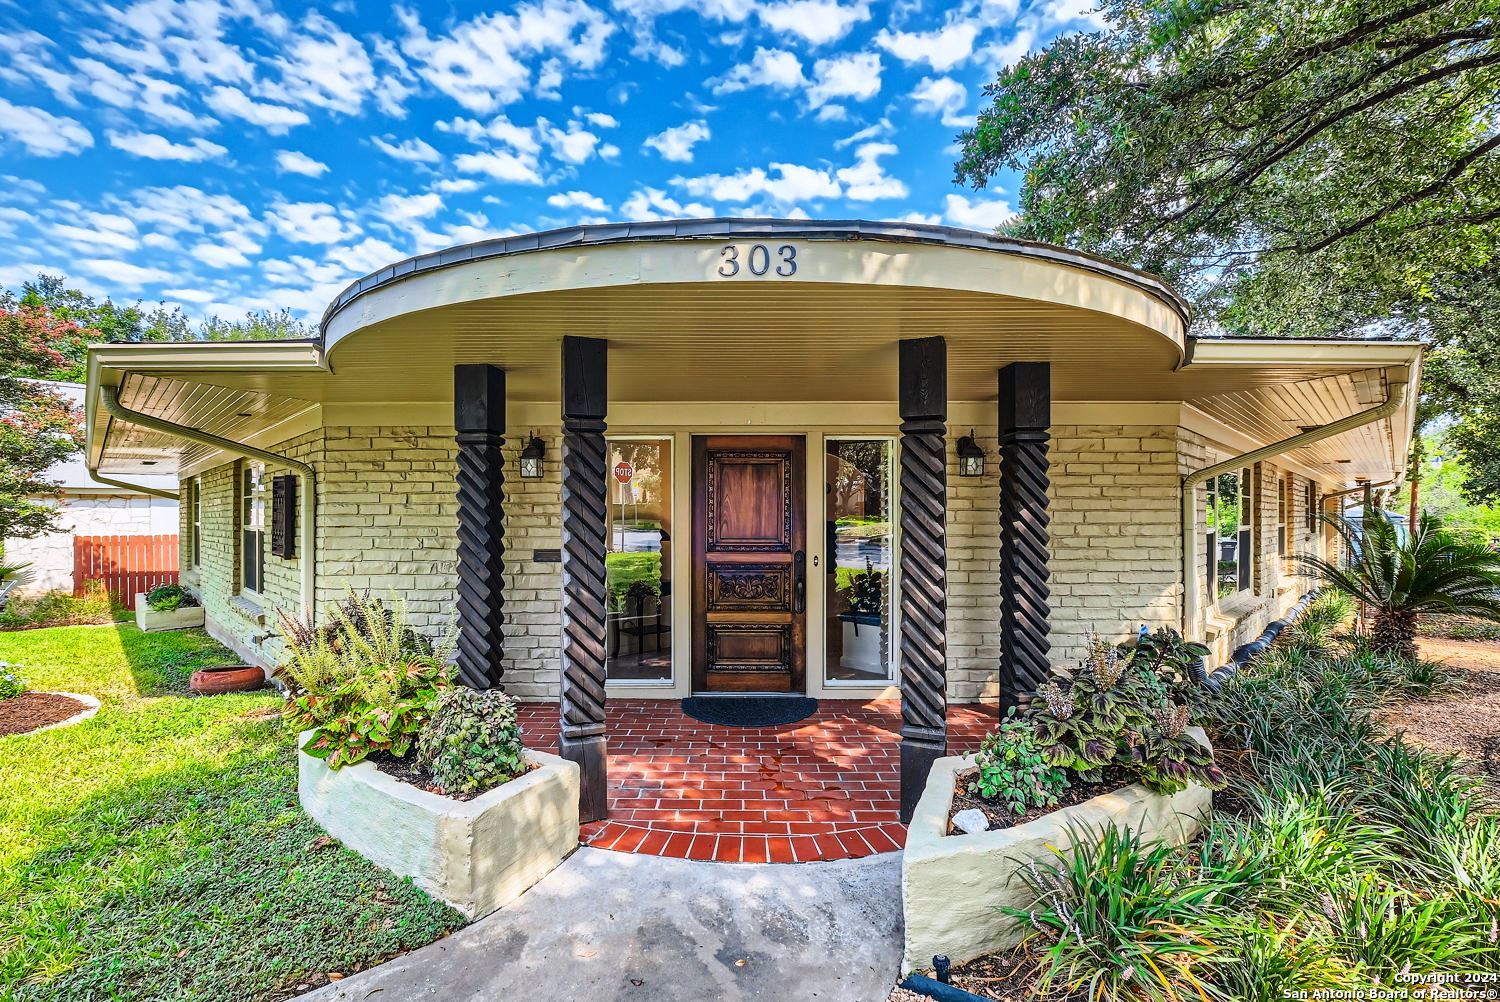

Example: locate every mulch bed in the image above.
[0,692,87,736]
[369,751,533,801]
[948,765,1133,834]
[890,950,1053,1001]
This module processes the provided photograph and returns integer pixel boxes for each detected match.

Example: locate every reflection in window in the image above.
[605,439,672,682]
[241,462,266,594]
[1206,467,1252,602]
[825,438,894,683]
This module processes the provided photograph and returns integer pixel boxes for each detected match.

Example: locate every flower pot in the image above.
[189,665,265,694]
[838,611,883,672]
[135,595,205,632]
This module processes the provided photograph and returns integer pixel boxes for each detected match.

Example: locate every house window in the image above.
[604,438,672,683]
[190,477,202,568]
[1305,481,1317,532]
[1277,475,1289,556]
[825,437,895,685]
[241,462,266,595]
[1207,467,1253,602]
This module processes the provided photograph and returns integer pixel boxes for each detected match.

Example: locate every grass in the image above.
[604,550,661,609]
[0,623,463,1002]
[999,592,1500,999]
[0,582,122,631]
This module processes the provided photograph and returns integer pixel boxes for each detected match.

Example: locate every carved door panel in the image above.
[692,435,807,692]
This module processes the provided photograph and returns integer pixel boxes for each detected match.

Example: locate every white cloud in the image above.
[835,142,907,200]
[875,22,979,71]
[163,286,219,304]
[100,0,258,85]
[643,120,710,162]
[543,122,602,163]
[620,186,716,220]
[584,111,618,128]
[397,1,615,113]
[453,150,545,184]
[108,130,228,161]
[76,258,175,288]
[675,162,840,208]
[192,242,251,268]
[910,76,970,127]
[976,29,1036,70]
[756,0,870,45]
[372,136,442,163]
[713,47,806,94]
[265,13,378,115]
[808,51,882,107]
[111,185,262,239]
[275,150,329,176]
[435,177,483,193]
[52,222,140,252]
[834,117,892,149]
[0,98,92,157]
[267,200,362,244]
[547,190,610,212]
[377,192,446,222]
[943,192,1015,230]
[206,85,309,133]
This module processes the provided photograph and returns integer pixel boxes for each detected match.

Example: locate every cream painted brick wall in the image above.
[7,494,178,595]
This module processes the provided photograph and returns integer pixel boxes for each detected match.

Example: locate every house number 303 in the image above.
[718,244,797,277]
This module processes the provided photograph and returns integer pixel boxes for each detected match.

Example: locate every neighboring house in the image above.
[81,219,1420,815]
[6,382,178,600]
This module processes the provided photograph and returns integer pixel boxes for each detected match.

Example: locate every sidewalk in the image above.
[300,847,905,1002]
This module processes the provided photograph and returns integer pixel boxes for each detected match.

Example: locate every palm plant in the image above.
[1295,510,1500,662]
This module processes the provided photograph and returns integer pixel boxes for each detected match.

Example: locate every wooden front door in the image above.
[692,435,807,693]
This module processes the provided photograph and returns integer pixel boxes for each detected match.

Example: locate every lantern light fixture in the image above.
[519,433,546,479]
[956,431,985,478]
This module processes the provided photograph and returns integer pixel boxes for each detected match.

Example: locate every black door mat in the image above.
[681,695,818,727]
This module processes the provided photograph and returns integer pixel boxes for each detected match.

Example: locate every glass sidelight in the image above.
[605,438,673,682]
[824,438,895,684]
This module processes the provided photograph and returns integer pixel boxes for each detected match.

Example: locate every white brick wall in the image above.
[6,494,178,595]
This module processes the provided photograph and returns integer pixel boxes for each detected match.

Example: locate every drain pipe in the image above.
[88,471,178,501]
[1181,378,1407,641]
[97,383,316,614]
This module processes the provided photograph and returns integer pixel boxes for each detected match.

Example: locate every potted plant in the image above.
[135,583,206,632]
[283,592,580,918]
[836,559,884,672]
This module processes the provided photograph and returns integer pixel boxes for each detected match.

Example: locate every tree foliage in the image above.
[956,0,1500,498]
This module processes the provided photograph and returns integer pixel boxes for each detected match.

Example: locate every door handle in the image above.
[793,550,806,615]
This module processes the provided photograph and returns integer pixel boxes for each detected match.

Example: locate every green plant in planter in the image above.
[1131,702,1226,795]
[839,558,884,616]
[969,710,1070,814]
[1031,637,1141,777]
[144,583,197,612]
[1129,626,1211,701]
[417,687,527,797]
[276,593,455,768]
[0,662,27,700]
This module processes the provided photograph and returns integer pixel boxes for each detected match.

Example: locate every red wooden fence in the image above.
[73,534,179,609]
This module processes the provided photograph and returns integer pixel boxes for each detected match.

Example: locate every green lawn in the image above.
[0,624,463,1002]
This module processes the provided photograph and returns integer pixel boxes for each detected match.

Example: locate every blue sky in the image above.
[0,0,1104,324]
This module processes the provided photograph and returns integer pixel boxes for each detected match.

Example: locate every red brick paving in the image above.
[518,699,995,864]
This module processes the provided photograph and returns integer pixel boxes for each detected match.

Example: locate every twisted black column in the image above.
[998,362,1052,715]
[898,337,948,824]
[453,364,506,690]
[559,336,609,822]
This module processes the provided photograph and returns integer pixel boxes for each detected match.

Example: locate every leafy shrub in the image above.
[968,710,1069,814]
[0,580,116,630]
[1130,702,1224,795]
[276,593,454,768]
[416,687,527,796]
[838,558,885,616]
[144,583,197,612]
[0,662,27,699]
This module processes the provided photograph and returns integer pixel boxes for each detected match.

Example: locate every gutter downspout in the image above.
[1180,378,1407,641]
[98,383,316,615]
[88,471,178,501]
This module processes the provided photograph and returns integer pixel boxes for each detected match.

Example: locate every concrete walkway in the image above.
[302,847,903,1002]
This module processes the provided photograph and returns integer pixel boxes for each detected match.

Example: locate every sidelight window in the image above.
[1206,467,1253,603]
[604,438,673,683]
[824,438,895,684]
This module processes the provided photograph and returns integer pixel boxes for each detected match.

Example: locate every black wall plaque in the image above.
[533,548,562,564]
[271,474,296,558]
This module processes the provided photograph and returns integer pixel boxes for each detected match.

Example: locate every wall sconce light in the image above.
[519,434,546,479]
[956,431,985,478]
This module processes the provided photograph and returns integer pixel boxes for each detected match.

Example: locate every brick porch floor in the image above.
[518,699,994,864]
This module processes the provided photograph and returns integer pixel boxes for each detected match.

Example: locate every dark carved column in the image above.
[559,335,610,822]
[998,362,1052,715]
[898,336,948,824]
[453,364,506,690]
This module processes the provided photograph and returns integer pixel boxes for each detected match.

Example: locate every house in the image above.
[81,218,1420,821]
[5,381,178,604]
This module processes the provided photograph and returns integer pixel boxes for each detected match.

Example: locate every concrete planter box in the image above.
[298,733,580,918]
[134,596,205,632]
[902,729,1213,972]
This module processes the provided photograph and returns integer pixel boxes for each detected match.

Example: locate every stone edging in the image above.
[1202,588,1321,691]
[25,691,103,734]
